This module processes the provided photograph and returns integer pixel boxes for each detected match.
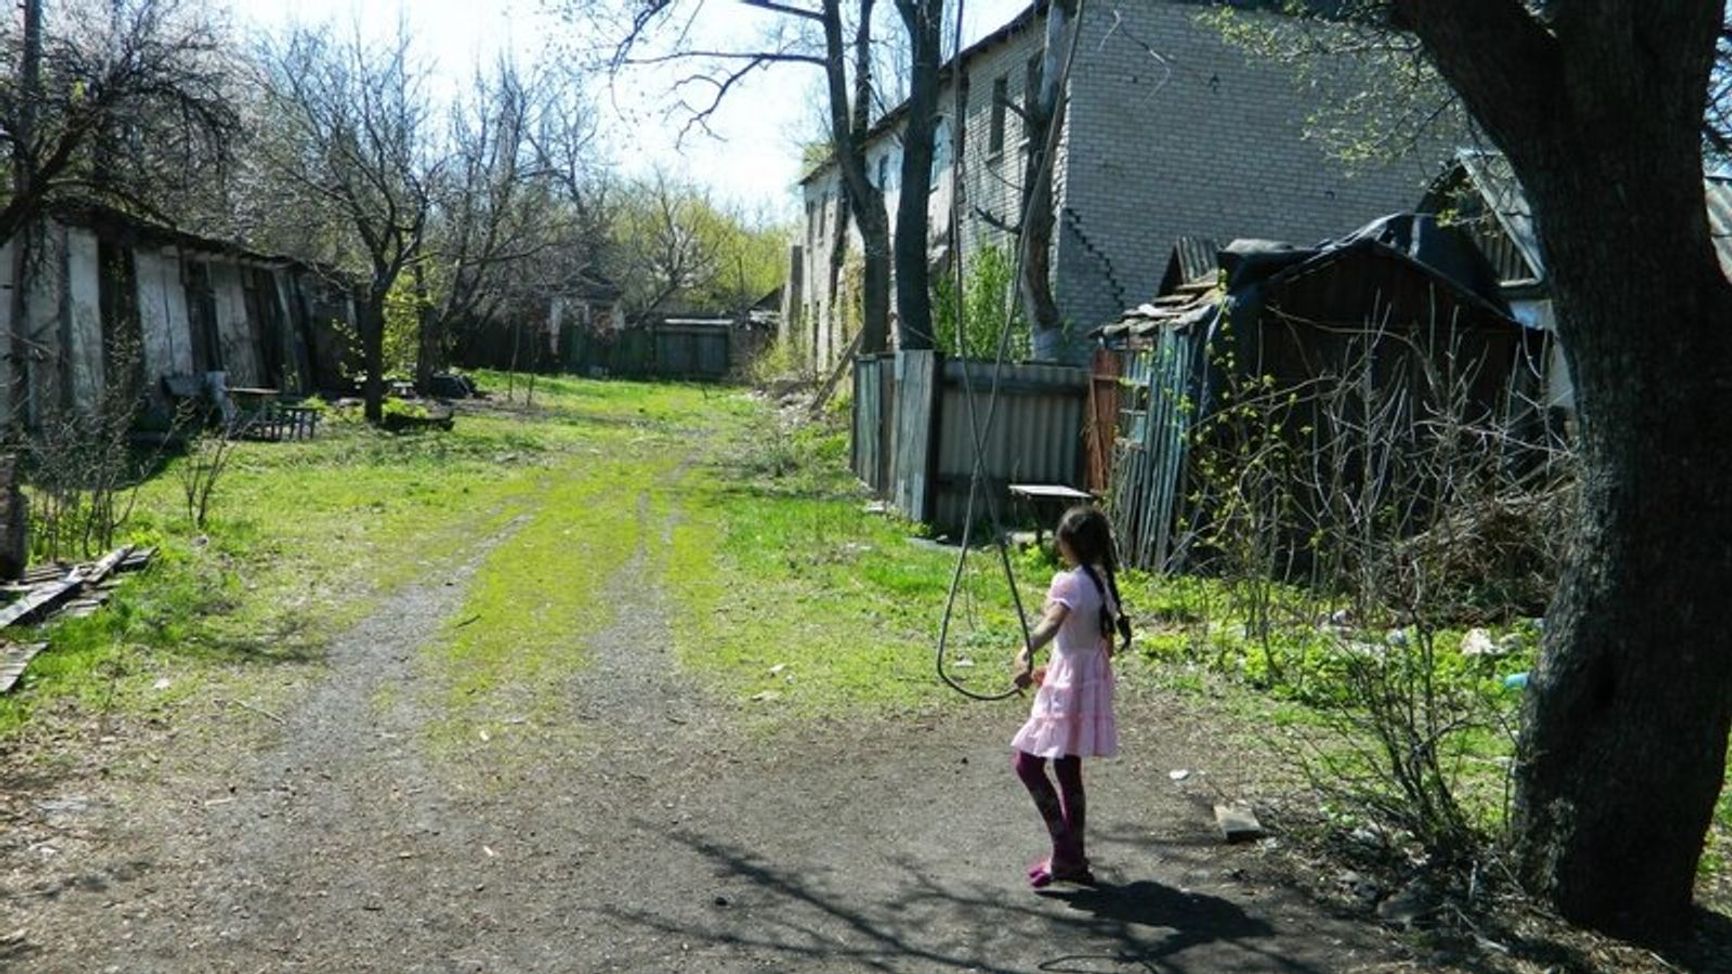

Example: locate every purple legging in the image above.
[1013,750,1086,870]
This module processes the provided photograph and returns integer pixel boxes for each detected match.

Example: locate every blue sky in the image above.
[232,0,1029,217]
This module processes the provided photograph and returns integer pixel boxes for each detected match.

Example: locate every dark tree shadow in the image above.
[587,823,1356,974]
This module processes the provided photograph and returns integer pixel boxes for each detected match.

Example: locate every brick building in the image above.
[786,0,1457,369]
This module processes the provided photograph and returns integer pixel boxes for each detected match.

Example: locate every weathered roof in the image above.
[1434,149,1732,282]
[1096,213,1517,341]
[1156,236,1221,296]
[50,202,338,275]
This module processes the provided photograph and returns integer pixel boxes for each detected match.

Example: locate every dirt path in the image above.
[1,487,1420,973]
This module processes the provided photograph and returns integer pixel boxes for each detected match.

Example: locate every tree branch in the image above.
[1388,0,1561,160]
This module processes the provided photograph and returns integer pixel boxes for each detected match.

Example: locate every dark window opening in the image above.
[96,239,145,400]
[243,267,292,390]
[1024,55,1042,144]
[183,260,223,375]
[989,75,1008,155]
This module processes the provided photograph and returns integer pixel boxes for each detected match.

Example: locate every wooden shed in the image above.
[1094,214,1542,571]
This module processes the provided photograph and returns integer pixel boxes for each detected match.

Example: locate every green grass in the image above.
[0,374,723,742]
[663,416,1050,718]
[7,370,1725,908]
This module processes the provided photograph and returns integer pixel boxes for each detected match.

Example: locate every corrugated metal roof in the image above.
[1452,149,1732,282]
[1157,236,1221,296]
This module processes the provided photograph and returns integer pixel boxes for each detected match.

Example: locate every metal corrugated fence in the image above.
[561,325,730,379]
[1107,326,1210,572]
[932,359,1089,532]
[850,351,1090,534]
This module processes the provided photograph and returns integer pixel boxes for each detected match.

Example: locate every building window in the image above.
[989,75,1008,155]
[806,202,816,248]
[1023,55,1042,145]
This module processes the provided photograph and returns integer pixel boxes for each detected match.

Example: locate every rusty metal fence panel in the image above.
[1109,325,1210,571]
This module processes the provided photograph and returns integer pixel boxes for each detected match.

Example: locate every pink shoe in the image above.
[1028,858,1095,889]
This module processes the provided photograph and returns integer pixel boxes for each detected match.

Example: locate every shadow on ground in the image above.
[593,826,1352,974]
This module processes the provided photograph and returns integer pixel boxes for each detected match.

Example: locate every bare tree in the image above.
[573,0,895,353]
[0,0,239,420]
[255,22,438,424]
[0,0,237,242]
[417,60,603,390]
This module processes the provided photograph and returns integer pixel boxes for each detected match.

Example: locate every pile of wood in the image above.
[0,545,156,693]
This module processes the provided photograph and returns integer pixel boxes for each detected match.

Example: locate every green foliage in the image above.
[381,271,427,379]
[746,338,814,387]
[1198,4,1475,170]
[610,173,788,315]
[933,244,1029,360]
[0,378,721,739]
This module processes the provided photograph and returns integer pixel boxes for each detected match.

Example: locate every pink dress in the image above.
[1010,567,1119,759]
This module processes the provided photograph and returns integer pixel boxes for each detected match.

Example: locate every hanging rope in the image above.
[935,0,1089,701]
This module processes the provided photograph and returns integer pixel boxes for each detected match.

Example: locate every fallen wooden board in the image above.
[0,546,131,630]
[73,545,133,587]
[0,642,50,693]
[0,576,80,629]
[118,548,155,572]
[1215,803,1265,843]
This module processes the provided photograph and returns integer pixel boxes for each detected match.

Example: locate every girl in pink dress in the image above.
[1010,505,1131,888]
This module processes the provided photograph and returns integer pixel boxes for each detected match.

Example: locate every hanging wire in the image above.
[936,0,1089,701]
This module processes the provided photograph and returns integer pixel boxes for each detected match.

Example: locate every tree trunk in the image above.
[359,285,386,425]
[1391,0,1732,943]
[1511,147,1732,944]
[413,261,438,393]
[821,0,891,356]
[892,0,942,351]
[9,0,42,426]
[1020,0,1072,361]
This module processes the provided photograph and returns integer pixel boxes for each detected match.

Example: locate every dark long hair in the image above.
[1055,505,1132,654]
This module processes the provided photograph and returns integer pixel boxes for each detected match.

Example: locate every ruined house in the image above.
[788,0,1456,371]
[1419,149,1732,418]
[1093,214,1537,570]
[0,205,357,426]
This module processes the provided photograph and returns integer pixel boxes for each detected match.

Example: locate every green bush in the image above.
[933,245,1029,360]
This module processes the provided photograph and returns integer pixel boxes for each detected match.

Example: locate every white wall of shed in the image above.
[210,262,259,387]
[65,228,105,409]
[136,247,195,379]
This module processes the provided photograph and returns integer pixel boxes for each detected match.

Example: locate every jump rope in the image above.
[934,0,1089,701]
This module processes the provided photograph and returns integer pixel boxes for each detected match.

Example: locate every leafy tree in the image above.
[608,172,786,316]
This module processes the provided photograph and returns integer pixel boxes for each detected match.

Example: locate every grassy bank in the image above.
[0,375,724,745]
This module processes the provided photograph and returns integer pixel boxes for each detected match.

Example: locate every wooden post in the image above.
[0,454,28,582]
